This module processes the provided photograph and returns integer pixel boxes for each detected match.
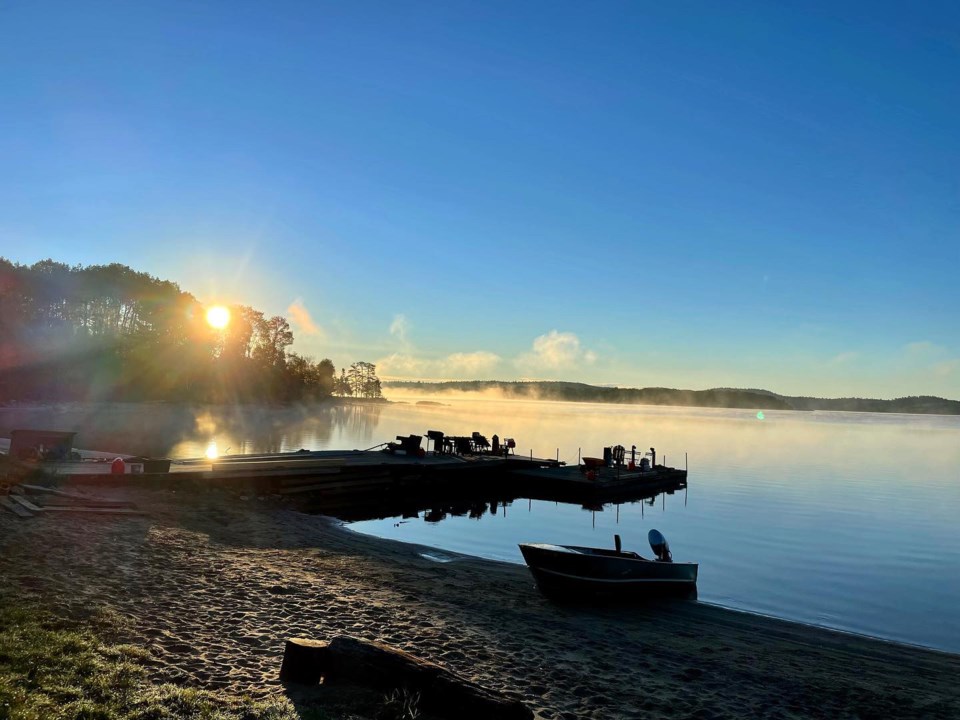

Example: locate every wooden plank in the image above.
[278,477,394,493]
[0,496,34,518]
[32,498,138,509]
[10,495,42,513]
[14,484,137,508]
[37,506,146,516]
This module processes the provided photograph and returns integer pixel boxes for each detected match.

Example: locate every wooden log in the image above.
[279,638,330,685]
[280,636,533,720]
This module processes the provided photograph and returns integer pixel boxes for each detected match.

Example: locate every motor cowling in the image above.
[648,528,672,562]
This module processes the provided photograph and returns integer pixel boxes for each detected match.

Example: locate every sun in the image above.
[206,306,230,329]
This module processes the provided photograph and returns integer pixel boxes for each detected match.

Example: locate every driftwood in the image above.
[280,636,533,720]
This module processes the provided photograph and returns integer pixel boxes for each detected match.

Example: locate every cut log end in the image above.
[279,637,332,685]
[280,635,533,720]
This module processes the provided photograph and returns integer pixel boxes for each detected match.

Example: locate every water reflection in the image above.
[338,485,680,526]
[0,401,384,458]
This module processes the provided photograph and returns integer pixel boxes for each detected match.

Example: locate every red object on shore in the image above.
[586,470,596,481]
[111,457,125,474]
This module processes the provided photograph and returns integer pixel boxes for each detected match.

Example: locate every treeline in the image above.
[384,380,960,415]
[0,258,382,403]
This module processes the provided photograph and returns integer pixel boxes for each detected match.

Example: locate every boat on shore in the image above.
[519,530,698,597]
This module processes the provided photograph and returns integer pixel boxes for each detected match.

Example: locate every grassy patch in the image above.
[0,599,325,720]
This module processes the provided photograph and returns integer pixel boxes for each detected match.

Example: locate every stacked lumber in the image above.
[0,484,145,519]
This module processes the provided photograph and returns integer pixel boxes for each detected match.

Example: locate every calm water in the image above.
[3,398,959,652]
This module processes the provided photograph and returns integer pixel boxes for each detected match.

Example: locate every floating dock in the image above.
[510,464,687,504]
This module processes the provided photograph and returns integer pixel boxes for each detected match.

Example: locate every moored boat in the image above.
[519,530,698,596]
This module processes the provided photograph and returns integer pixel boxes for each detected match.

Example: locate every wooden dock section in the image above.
[19,449,563,509]
[509,464,687,504]
[3,433,685,512]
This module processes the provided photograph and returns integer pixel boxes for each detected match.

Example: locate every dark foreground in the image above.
[1,485,958,720]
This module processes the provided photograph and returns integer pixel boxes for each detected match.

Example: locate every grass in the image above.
[0,598,324,720]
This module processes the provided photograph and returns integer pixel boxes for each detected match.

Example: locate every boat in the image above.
[518,529,698,596]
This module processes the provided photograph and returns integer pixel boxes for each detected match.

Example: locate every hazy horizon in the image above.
[381,380,959,404]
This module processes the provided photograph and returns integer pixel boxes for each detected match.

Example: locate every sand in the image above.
[2,486,959,720]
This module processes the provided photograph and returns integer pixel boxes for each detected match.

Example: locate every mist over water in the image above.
[3,397,959,651]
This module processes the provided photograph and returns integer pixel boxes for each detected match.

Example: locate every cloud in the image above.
[286,299,323,337]
[390,314,411,346]
[515,330,597,373]
[444,351,502,375]
[904,341,945,358]
[933,359,960,378]
[829,351,858,365]
[377,351,502,379]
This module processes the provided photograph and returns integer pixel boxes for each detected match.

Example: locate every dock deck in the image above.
[510,463,687,503]
[3,436,685,510]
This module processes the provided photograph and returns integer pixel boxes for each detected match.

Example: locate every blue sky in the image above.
[2,1,958,398]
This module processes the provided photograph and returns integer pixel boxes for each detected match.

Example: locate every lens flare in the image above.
[757,411,765,420]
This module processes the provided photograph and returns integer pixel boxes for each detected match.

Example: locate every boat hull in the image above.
[519,543,698,597]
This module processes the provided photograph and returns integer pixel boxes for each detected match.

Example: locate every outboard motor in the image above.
[648,528,672,562]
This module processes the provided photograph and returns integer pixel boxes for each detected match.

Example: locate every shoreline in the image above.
[340,519,960,658]
[3,486,958,719]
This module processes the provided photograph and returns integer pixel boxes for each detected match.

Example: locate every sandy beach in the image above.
[2,485,959,720]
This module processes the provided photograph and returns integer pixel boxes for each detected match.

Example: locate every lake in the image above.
[2,397,959,652]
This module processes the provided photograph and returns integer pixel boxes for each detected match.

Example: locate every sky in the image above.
[1,1,958,399]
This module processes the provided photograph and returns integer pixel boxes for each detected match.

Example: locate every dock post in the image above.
[530,449,533,460]
[578,448,581,466]
[556,448,559,462]
[686,452,688,471]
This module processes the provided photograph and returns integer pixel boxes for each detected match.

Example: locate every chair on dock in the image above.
[426,430,446,454]
[471,432,490,453]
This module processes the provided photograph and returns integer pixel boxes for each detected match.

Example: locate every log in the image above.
[279,638,329,684]
[280,636,532,720]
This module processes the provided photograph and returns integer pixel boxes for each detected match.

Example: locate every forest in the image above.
[0,258,382,403]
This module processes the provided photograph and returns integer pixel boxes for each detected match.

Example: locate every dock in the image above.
[2,432,687,513]
[510,464,687,504]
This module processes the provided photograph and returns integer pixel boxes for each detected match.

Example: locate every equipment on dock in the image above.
[9,430,78,462]
[384,435,424,455]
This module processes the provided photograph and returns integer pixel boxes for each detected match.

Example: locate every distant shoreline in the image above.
[384,380,960,416]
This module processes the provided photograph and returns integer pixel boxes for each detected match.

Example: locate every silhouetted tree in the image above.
[0,258,344,404]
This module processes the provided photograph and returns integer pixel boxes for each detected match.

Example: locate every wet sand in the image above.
[2,486,959,719]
